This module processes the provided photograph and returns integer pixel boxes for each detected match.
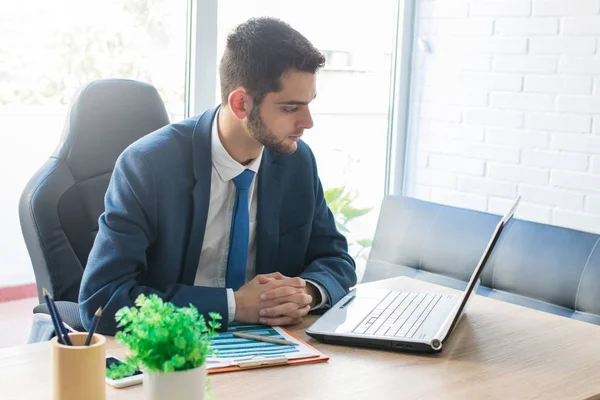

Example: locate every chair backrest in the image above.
[364,195,600,325]
[19,79,170,303]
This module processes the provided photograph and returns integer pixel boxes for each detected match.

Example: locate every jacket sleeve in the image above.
[299,151,357,306]
[78,148,228,335]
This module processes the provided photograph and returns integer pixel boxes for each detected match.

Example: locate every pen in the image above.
[84,307,102,346]
[42,288,64,345]
[237,355,288,368]
[47,292,73,346]
[232,332,298,346]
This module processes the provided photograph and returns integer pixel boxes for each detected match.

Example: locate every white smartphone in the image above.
[105,355,143,388]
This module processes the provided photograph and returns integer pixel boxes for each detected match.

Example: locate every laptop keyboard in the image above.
[352,292,442,338]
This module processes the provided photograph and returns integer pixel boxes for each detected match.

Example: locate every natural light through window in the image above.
[0,0,187,286]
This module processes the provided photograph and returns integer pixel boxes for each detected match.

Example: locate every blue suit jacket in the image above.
[79,106,356,334]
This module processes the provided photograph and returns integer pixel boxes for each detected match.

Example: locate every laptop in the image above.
[306,196,520,353]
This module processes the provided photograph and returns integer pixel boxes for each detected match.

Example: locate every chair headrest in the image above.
[55,79,170,182]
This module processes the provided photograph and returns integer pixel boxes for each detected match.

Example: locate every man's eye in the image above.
[283,106,299,113]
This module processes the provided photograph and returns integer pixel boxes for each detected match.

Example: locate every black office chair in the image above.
[19,79,170,342]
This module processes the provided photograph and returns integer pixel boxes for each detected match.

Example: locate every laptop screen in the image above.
[430,196,520,350]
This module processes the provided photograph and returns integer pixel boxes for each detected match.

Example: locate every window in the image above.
[0,0,188,285]
[322,50,354,70]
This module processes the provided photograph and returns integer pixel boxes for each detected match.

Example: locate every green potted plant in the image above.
[324,185,373,260]
[106,294,221,400]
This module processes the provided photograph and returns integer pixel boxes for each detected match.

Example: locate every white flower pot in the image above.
[143,364,206,400]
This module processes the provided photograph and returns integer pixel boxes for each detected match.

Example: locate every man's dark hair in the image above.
[219,17,326,106]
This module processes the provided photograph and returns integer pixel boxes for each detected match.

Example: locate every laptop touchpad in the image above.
[311,293,382,335]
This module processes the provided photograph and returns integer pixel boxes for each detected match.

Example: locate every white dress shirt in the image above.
[194,111,329,322]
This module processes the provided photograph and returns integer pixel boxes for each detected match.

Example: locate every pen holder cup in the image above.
[51,333,106,400]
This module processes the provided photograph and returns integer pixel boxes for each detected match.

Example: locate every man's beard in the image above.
[247,105,298,155]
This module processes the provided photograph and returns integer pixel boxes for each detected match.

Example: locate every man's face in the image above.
[247,70,316,155]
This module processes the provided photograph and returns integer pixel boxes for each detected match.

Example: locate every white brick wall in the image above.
[422,134,521,162]
[488,163,549,185]
[470,1,532,17]
[430,37,528,54]
[492,55,557,73]
[416,152,429,167]
[485,128,549,148]
[490,92,554,111]
[414,168,457,188]
[458,176,517,197]
[529,37,596,54]
[429,121,485,141]
[416,103,463,122]
[465,109,524,128]
[585,195,600,214]
[521,149,588,171]
[562,17,600,35]
[524,75,592,94]
[591,157,600,174]
[559,57,600,74]
[519,184,584,208]
[419,54,492,71]
[429,154,485,175]
[533,0,600,16]
[406,0,600,233]
[462,72,523,91]
[556,96,600,114]
[525,113,591,132]
[495,18,558,35]
[591,156,600,173]
[550,133,600,153]
[420,1,469,18]
[437,19,494,35]
[416,86,489,107]
[551,171,600,191]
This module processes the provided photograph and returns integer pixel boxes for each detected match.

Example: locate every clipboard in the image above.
[206,327,329,374]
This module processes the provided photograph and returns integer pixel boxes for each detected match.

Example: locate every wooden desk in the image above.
[3,277,600,400]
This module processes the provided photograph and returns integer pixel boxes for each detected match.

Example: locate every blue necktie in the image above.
[226,169,256,290]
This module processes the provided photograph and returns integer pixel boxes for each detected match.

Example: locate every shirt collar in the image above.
[211,110,263,182]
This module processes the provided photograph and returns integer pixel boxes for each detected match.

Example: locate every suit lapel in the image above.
[181,106,219,285]
[256,150,282,275]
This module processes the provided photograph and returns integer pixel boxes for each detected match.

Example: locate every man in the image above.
[79,17,357,335]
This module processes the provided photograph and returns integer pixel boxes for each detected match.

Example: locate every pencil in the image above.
[44,289,73,346]
[232,331,297,346]
[42,288,64,345]
[84,307,102,346]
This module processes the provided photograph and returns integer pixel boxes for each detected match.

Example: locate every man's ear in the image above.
[228,88,251,120]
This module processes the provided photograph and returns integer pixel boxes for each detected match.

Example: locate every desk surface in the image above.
[3,277,600,400]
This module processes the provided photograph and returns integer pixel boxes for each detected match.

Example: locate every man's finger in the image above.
[261,292,312,307]
[270,276,305,289]
[258,272,287,282]
[256,273,295,285]
[291,304,311,319]
[259,302,300,318]
[257,275,275,284]
[281,293,312,306]
[260,276,306,292]
[260,286,304,300]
